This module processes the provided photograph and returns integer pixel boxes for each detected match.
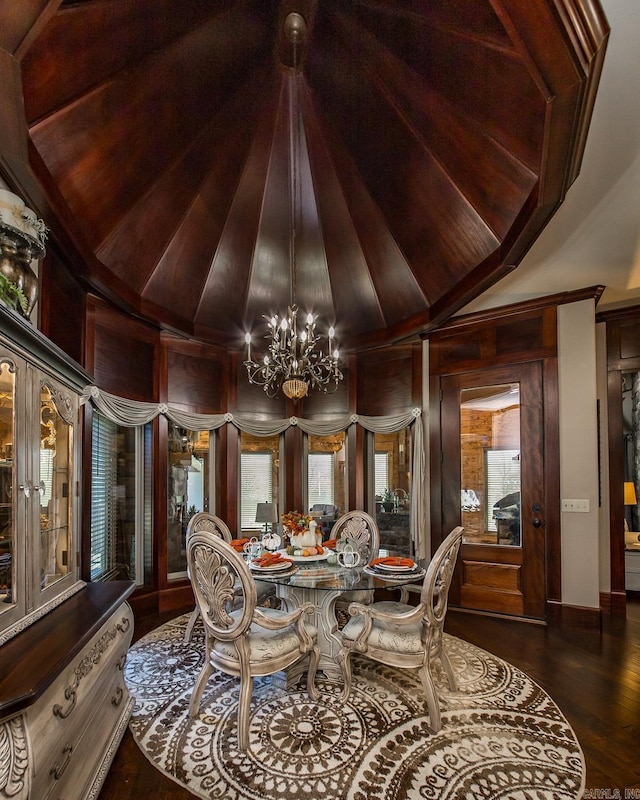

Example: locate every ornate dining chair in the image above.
[337,525,463,733]
[187,530,320,752]
[182,512,275,644]
[329,511,380,623]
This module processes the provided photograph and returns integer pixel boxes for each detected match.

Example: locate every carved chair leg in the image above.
[337,645,353,702]
[237,675,254,752]
[439,648,458,692]
[189,659,214,717]
[306,645,320,701]
[183,606,200,644]
[417,663,441,733]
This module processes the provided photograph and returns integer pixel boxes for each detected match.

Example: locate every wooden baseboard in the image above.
[128,583,194,617]
[547,600,602,629]
[601,590,627,617]
[158,583,194,614]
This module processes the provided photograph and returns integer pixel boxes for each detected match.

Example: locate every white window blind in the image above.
[485,449,520,531]
[374,452,389,496]
[240,452,272,531]
[91,413,118,580]
[308,452,334,508]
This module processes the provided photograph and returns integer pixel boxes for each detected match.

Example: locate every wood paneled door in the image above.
[440,362,546,620]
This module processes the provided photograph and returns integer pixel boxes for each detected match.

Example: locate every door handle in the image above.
[532,517,544,528]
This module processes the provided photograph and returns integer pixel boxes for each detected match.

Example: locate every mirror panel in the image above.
[0,362,14,610]
[39,386,72,590]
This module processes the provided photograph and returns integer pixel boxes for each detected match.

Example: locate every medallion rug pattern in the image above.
[124,614,585,800]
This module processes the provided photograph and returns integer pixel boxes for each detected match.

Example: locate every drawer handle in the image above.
[51,744,73,780]
[52,688,77,719]
[117,616,131,634]
[111,687,124,708]
[117,653,127,671]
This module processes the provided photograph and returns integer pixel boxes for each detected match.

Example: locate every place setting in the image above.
[248,550,298,577]
[364,555,425,582]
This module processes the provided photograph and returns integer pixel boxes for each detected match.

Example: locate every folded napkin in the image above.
[371,556,415,568]
[252,552,291,568]
[230,537,250,552]
[323,539,338,549]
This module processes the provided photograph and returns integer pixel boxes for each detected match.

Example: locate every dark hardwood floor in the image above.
[98,599,640,799]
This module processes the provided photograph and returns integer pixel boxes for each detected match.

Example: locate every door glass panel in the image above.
[40,386,72,589]
[0,362,15,610]
[460,383,521,546]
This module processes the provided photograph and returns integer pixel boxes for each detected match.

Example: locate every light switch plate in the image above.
[561,499,590,512]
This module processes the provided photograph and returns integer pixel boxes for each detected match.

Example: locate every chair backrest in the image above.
[186,530,257,641]
[419,526,463,628]
[186,512,232,543]
[329,511,380,564]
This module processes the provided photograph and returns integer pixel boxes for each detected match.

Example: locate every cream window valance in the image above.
[81,386,428,558]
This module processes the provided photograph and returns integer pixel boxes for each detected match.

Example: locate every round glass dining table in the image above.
[250,552,425,683]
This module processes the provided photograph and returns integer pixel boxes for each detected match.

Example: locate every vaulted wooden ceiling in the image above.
[1,0,608,352]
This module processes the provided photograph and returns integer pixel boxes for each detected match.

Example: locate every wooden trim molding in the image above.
[546,600,602,630]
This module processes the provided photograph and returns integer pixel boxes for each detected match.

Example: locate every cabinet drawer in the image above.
[28,603,133,787]
[39,668,133,800]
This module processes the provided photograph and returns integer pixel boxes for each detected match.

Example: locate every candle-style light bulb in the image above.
[306,312,314,325]
[333,348,339,360]
[244,332,252,360]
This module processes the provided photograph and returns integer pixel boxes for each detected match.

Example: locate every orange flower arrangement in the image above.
[281,511,312,534]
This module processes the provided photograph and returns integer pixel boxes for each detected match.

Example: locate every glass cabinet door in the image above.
[38,383,73,594]
[0,358,15,614]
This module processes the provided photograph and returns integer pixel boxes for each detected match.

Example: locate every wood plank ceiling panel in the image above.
[6,0,608,350]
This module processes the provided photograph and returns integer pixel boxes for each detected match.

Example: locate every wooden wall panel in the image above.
[87,297,158,401]
[356,344,419,416]
[164,337,227,412]
[430,306,557,375]
[40,250,86,368]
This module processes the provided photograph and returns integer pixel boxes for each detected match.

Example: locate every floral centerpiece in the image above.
[281,511,312,537]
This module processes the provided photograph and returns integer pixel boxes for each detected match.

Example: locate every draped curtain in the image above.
[81,386,428,558]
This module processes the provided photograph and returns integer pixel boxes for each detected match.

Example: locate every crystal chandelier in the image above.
[243,12,343,401]
[244,307,342,399]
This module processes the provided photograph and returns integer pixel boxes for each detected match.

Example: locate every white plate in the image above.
[276,549,329,563]
[249,559,294,572]
[365,565,425,581]
[373,561,417,573]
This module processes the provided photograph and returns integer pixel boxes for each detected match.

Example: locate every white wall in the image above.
[557,299,601,608]
[596,321,611,593]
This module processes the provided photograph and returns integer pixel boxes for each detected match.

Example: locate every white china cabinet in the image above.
[0,306,134,800]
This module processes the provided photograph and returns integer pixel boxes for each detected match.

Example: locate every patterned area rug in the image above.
[124,614,585,800]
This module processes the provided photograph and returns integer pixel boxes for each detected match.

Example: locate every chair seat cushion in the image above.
[342,600,424,654]
[214,608,318,662]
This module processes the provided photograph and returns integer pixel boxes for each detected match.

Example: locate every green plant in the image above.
[0,272,28,315]
[382,488,394,503]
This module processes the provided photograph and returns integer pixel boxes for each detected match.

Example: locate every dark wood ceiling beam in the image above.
[330,10,538,244]
[98,69,274,301]
[301,79,428,332]
[20,1,250,124]
[27,2,274,248]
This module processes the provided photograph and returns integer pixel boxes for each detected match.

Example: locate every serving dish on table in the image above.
[276,549,329,563]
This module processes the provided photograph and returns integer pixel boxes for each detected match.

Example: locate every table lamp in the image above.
[624,481,637,534]
[255,502,278,535]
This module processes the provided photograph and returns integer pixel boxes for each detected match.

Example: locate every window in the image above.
[308,452,334,508]
[374,452,389,496]
[240,452,273,532]
[90,412,152,584]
